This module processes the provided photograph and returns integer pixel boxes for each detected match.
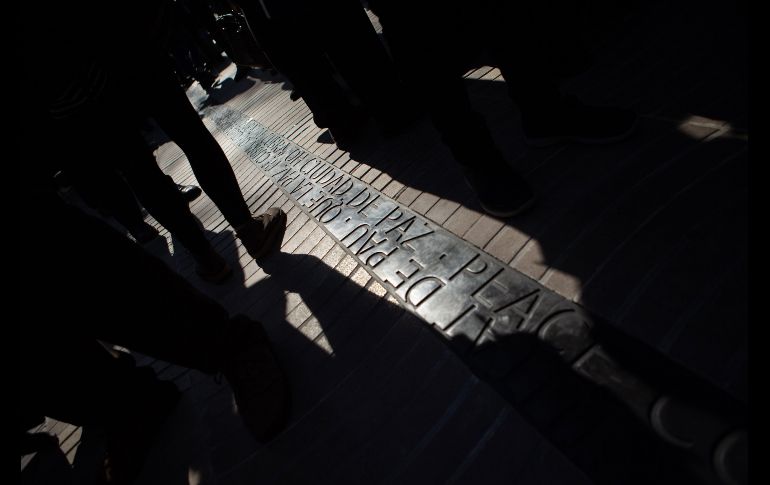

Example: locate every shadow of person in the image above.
[20,434,74,485]
[510,130,749,484]
[462,327,713,485]
[21,426,110,485]
[322,116,749,481]
[154,228,245,294]
[248,250,407,405]
[62,211,742,485]
[203,249,698,484]
[495,130,749,404]
[116,244,415,480]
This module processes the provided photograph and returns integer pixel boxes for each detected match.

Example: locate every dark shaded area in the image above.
[312,0,749,403]
[133,209,744,483]
[16,0,747,484]
[219,249,730,484]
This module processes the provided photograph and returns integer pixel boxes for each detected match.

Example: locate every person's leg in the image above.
[239,3,369,144]
[20,193,289,441]
[19,331,178,429]
[426,73,536,217]
[142,55,253,228]
[115,130,231,282]
[133,54,287,260]
[46,105,155,241]
[321,1,410,131]
[271,44,364,137]
[65,165,159,243]
[484,1,575,118]
[486,1,637,146]
[45,70,229,281]
[375,10,535,217]
[19,293,180,484]
[21,191,230,370]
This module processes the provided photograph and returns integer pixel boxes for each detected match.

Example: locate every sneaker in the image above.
[236,208,287,259]
[522,94,638,147]
[220,315,290,442]
[193,249,232,284]
[177,184,203,203]
[463,165,536,218]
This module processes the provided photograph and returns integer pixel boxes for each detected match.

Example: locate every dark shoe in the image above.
[220,315,290,442]
[236,208,287,259]
[177,184,203,203]
[463,165,536,218]
[522,95,638,147]
[193,249,232,284]
[234,65,252,82]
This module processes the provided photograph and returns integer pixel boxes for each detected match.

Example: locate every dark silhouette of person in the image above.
[236,0,412,148]
[24,0,287,281]
[55,168,203,244]
[18,185,290,485]
[367,0,637,217]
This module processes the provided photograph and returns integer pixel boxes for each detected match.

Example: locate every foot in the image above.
[236,208,287,259]
[463,165,536,218]
[177,184,203,203]
[220,315,290,442]
[521,94,638,147]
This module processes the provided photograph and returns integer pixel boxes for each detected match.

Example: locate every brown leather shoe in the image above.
[235,208,287,259]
